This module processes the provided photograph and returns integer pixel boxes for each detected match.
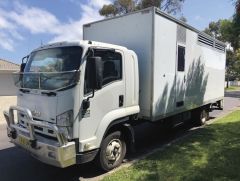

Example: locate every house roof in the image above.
[0,59,19,71]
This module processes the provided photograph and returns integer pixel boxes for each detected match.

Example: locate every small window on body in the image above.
[177,46,185,72]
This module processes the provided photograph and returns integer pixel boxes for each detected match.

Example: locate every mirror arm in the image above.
[22,55,29,64]
[87,89,95,101]
[83,89,95,110]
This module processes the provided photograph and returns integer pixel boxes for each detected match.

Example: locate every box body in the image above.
[83,7,226,121]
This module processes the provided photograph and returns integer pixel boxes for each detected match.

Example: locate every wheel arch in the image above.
[102,121,135,153]
[94,106,139,153]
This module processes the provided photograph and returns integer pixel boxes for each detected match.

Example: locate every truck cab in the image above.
[4,40,139,170]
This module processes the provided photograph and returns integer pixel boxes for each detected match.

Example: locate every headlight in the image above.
[56,110,73,127]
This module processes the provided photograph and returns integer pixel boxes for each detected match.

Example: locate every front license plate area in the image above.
[18,135,30,148]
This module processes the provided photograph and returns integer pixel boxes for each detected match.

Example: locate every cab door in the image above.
[79,48,125,151]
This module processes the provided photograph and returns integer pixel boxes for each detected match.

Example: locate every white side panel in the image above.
[184,30,210,109]
[152,15,177,119]
[124,51,139,107]
[200,47,226,103]
[184,30,201,108]
[184,30,225,109]
[84,11,153,118]
[152,18,226,121]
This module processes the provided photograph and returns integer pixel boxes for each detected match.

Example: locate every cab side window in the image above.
[84,49,122,94]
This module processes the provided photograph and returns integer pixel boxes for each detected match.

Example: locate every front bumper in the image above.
[4,106,76,168]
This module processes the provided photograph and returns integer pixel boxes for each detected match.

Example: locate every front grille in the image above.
[48,130,54,134]
[35,132,58,141]
[34,126,43,131]
[18,114,56,138]
[33,118,44,122]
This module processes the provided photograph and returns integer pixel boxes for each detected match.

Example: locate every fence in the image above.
[225,81,240,87]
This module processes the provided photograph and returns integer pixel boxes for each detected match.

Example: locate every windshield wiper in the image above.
[19,89,30,93]
[41,92,57,97]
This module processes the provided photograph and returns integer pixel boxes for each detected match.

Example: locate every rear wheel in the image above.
[97,131,126,171]
[194,108,209,126]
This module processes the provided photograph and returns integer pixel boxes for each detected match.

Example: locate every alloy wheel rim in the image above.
[105,139,122,164]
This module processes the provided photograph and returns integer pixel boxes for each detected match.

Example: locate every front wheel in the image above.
[97,131,126,171]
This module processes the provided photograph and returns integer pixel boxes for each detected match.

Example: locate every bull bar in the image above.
[3,106,76,168]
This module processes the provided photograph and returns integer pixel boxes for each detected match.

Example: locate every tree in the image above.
[204,21,222,39]
[234,0,240,14]
[226,50,236,87]
[99,0,185,17]
[220,20,234,40]
[99,4,118,17]
[235,49,240,78]
[203,20,234,41]
[232,0,240,50]
[179,15,187,22]
[99,0,134,17]
[204,18,240,87]
[140,0,161,9]
[159,0,185,14]
[203,19,238,51]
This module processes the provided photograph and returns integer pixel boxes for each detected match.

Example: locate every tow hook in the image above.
[8,130,17,139]
[30,139,37,148]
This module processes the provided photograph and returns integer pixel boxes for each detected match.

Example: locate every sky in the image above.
[0,0,235,64]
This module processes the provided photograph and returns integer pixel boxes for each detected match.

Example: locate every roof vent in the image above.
[215,42,225,52]
[198,34,214,47]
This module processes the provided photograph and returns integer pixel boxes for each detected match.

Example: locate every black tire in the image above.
[194,108,209,126]
[97,131,126,171]
[217,100,223,110]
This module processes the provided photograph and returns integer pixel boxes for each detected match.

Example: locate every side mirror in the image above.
[86,56,103,90]
[20,55,29,72]
[20,63,26,72]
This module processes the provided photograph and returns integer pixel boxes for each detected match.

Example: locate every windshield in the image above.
[25,46,82,72]
[14,46,82,91]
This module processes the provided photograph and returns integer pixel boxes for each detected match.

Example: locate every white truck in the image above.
[4,7,226,171]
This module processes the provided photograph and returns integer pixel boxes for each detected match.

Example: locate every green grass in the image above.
[225,86,240,91]
[103,110,240,181]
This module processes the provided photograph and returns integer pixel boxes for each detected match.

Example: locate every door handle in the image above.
[119,95,124,107]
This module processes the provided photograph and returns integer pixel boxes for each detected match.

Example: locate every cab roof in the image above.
[32,40,128,52]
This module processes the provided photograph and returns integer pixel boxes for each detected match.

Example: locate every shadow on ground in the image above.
[0,146,105,181]
[0,120,199,181]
